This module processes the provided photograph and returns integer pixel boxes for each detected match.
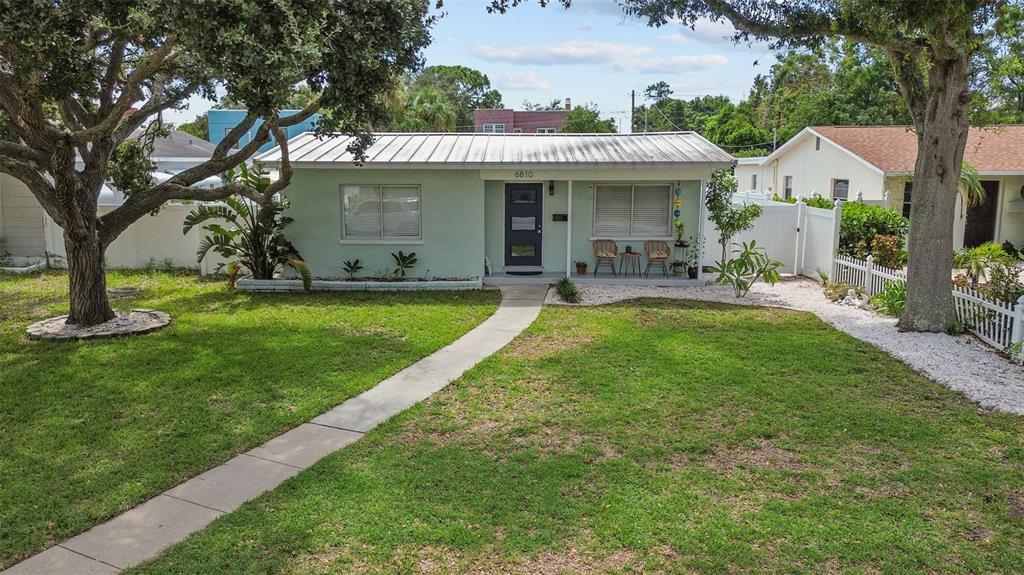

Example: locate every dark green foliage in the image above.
[342,259,363,280]
[983,263,1024,303]
[391,251,418,278]
[839,203,909,256]
[555,277,581,303]
[183,164,311,290]
[562,104,616,133]
[872,281,908,316]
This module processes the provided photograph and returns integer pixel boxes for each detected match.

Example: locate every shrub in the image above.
[342,259,362,280]
[709,240,783,298]
[870,234,904,269]
[872,280,907,317]
[824,281,862,302]
[805,196,835,209]
[953,242,1012,288]
[839,202,909,256]
[983,263,1024,302]
[555,277,581,303]
[391,251,417,278]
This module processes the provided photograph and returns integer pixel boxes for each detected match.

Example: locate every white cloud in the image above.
[472,40,727,75]
[472,41,650,66]
[658,33,687,43]
[614,54,729,74]
[492,71,551,92]
[580,21,594,31]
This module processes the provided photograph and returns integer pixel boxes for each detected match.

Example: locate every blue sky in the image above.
[166,0,776,132]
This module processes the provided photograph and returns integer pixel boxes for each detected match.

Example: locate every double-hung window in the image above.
[537,127,557,134]
[832,178,850,201]
[593,184,671,237]
[483,123,505,133]
[342,185,421,240]
[783,176,793,199]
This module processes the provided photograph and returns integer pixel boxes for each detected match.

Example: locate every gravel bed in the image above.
[546,278,1024,416]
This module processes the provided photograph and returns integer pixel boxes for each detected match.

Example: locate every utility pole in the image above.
[630,89,635,134]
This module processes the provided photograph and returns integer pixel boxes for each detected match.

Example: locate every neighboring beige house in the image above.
[735,125,1024,249]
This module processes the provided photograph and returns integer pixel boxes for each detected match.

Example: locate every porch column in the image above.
[566,179,573,277]
[697,178,706,281]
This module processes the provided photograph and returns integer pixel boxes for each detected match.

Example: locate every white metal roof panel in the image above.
[257,132,734,168]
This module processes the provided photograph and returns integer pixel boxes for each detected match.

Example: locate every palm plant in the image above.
[958,161,986,208]
[183,163,312,290]
[953,242,1012,288]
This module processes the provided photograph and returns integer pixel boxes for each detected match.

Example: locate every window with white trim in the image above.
[342,185,421,239]
[750,174,757,191]
[593,184,671,237]
[832,178,850,201]
[482,123,505,133]
[783,175,793,199]
[537,127,557,134]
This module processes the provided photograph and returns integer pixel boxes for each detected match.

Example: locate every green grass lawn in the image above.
[0,270,499,569]
[127,300,1024,574]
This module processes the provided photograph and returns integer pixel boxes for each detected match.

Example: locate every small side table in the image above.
[619,252,642,277]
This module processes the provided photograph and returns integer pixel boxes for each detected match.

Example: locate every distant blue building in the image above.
[207,109,321,153]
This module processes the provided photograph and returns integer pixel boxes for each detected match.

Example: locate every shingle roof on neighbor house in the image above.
[128,129,218,159]
[810,125,1024,174]
[258,132,734,168]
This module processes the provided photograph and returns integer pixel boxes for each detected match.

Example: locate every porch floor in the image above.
[484,272,708,287]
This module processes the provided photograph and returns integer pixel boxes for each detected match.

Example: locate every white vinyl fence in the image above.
[703,193,841,279]
[44,202,225,274]
[833,254,1024,356]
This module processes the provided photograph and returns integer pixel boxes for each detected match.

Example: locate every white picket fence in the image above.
[833,254,1024,356]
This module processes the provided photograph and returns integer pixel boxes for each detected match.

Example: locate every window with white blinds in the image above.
[593,184,671,237]
[342,185,421,239]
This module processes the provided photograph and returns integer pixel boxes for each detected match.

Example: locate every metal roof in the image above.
[257,132,734,169]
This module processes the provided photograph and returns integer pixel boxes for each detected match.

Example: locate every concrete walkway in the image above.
[4,285,548,575]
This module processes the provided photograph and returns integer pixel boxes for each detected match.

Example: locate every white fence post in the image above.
[793,198,806,276]
[864,255,875,296]
[1013,295,1024,351]
[831,199,842,258]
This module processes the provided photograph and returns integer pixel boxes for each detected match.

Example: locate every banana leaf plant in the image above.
[183,163,312,290]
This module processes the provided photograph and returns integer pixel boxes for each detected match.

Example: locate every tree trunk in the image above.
[64,227,115,326]
[897,55,971,332]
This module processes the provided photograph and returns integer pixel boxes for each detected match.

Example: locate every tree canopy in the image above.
[562,103,617,132]
[0,0,434,325]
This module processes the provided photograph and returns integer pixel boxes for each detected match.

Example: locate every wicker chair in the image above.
[644,240,671,278]
[592,239,619,277]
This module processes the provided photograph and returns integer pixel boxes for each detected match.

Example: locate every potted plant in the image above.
[671,259,686,275]
[575,260,588,275]
[673,220,688,247]
[685,235,701,279]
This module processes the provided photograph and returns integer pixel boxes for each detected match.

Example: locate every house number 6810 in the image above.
[514,170,534,178]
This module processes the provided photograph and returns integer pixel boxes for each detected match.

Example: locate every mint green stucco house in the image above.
[257,132,734,284]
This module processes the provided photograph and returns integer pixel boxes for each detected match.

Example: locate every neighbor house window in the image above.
[512,128,523,133]
[483,123,505,133]
[593,184,671,237]
[815,136,821,150]
[342,185,421,239]
[537,127,557,134]
[783,176,793,199]
[750,174,757,191]
[902,181,913,218]
[832,178,850,201]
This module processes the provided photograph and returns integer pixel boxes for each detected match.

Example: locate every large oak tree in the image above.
[627,0,1015,332]
[0,0,433,326]
[495,0,1018,332]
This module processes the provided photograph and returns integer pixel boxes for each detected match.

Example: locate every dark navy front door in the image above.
[504,183,543,267]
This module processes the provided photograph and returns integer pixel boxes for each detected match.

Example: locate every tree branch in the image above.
[70,39,178,145]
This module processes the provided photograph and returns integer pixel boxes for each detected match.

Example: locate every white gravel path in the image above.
[546,278,1024,416]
